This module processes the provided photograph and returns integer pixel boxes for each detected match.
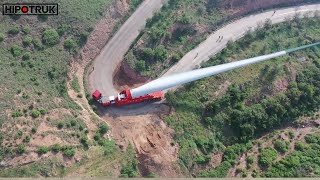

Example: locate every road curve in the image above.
[163,4,320,79]
[90,3,320,97]
[89,0,167,96]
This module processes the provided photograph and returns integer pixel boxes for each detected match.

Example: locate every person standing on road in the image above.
[220,36,224,42]
[272,10,276,17]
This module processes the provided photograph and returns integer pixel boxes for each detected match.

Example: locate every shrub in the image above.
[79,31,89,46]
[12,110,22,117]
[22,26,30,34]
[31,127,37,134]
[94,133,101,141]
[8,26,19,35]
[153,45,168,61]
[63,147,75,157]
[247,156,254,166]
[22,52,31,60]
[51,144,61,152]
[16,144,25,154]
[258,147,277,168]
[70,120,76,127]
[242,170,248,177]
[32,38,43,49]
[11,44,22,57]
[23,36,32,46]
[288,131,295,139]
[37,146,49,154]
[171,52,182,63]
[64,38,77,52]
[135,60,146,72]
[79,124,85,131]
[305,134,319,144]
[23,135,30,143]
[274,140,289,153]
[0,33,4,42]
[99,123,109,134]
[42,28,60,46]
[31,110,41,118]
[57,122,64,129]
[39,108,46,115]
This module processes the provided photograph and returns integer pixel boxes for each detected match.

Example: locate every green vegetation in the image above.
[64,38,77,53]
[259,147,278,168]
[264,135,320,177]
[10,44,22,57]
[0,159,65,177]
[23,36,32,46]
[0,0,122,176]
[0,33,4,42]
[274,140,290,153]
[119,144,138,177]
[42,29,60,46]
[71,77,81,93]
[8,26,19,35]
[37,146,49,155]
[164,17,320,176]
[126,0,319,78]
[63,147,76,157]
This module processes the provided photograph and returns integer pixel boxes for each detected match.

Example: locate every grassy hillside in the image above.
[0,0,142,177]
[125,0,318,78]
[165,16,320,177]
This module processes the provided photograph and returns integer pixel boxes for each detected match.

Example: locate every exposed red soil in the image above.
[113,61,150,90]
[103,105,183,177]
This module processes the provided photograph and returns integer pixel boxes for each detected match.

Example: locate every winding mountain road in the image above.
[89,2,320,97]
[89,0,167,96]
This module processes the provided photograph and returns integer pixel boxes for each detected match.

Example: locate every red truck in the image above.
[92,89,163,107]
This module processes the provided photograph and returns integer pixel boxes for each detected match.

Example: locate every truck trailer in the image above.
[92,89,163,107]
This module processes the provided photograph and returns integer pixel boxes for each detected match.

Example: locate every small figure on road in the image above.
[194,53,199,59]
[92,67,95,71]
[217,36,221,42]
[272,10,276,17]
[220,36,224,42]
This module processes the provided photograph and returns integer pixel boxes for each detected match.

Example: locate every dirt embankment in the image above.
[113,61,150,90]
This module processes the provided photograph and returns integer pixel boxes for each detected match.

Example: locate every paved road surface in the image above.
[90,3,320,97]
[89,0,167,96]
[163,4,320,79]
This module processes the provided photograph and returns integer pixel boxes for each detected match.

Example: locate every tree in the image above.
[31,110,41,118]
[16,144,25,154]
[37,146,49,154]
[64,38,77,52]
[42,28,60,46]
[99,123,109,134]
[11,44,22,57]
[63,147,75,157]
[51,144,61,152]
[153,45,168,62]
[8,26,19,35]
[135,60,146,72]
[274,140,289,153]
[23,36,32,46]
[57,122,64,129]
[22,52,31,60]
[259,147,277,168]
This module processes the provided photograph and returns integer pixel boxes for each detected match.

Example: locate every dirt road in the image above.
[89,0,167,97]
